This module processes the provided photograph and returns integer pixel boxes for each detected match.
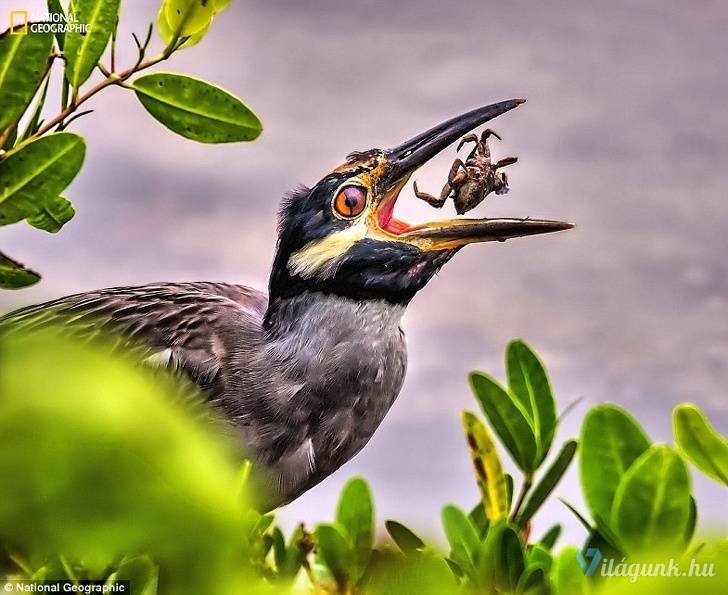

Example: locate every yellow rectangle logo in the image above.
[9,10,29,34]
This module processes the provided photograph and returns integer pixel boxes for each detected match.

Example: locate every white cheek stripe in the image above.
[288,221,368,279]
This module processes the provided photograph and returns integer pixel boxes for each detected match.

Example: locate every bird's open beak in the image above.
[373,99,574,250]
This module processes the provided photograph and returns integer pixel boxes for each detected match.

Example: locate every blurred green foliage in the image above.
[0,334,726,594]
[0,331,255,593]
[0,0,262,288]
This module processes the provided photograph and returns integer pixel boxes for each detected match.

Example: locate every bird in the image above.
[0,99,572,510]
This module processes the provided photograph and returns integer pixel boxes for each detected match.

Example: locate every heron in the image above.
[0,99,572,509]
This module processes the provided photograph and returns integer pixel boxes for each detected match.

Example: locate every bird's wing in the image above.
[0,282,268,398]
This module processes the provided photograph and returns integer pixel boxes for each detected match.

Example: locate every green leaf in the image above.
[335,477,373,582]
[505,473,514,509]
[59,556,77,582]
[250,511,274,538]
[517,439,578,527]
[0,133,85,226]
[61,75,70,111]
[517,566,549,595]
[611,444,692,555]
[470,372,538,473]
[164,0,215,37]
[593,510,627,554]
[64,0,120,88]
[441,505,479,576]
[107,555,158,595]
[538,524,561,550]
[157,6,210,50]
[499,526,526,593]
[314,524,351,588]
[468,503,489,538]
[47,0,67,50]
[280,524,307,579]
[385,520,425,554]
[0,251,40,289]
[579,404,650,525]
[27,195,75,233]
[132,73,262,143]
[506,339,557,461]
[0,27,53,132]
[674,403,728,486]
[368,550,457,595]
[684,496,697,547]
[20,74,51,142]
[583,527,622,563]
[461,410,508,523]
[551,546,590,595]
[476,522,525,593]
[2,125,17,151]
[213,0,233,12]
[271,526,286,571]
[559,499,592,532]
[30,566,48,581]
[526,543,552,572]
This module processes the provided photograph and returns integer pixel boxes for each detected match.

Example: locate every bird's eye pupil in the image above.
[333,185,367,218]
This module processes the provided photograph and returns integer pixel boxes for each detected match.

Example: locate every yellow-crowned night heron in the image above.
[0,100,572,509]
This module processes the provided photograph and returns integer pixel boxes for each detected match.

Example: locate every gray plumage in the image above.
[0,282,407,509]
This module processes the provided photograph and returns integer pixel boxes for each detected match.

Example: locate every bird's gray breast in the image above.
[245,293,407,504]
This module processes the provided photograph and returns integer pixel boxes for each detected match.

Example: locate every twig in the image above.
[57,110,94,131]
[129,23,154,76]
[32,23,176,140]
[33,77,115,138]
[110,16,119,72]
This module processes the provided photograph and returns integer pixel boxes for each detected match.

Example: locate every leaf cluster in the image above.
[1,334,727,594]
[0,0,262,288]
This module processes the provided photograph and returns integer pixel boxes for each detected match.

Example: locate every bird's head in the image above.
[268,100,573,308]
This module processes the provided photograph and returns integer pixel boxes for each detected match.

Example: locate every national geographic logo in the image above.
[8,10,28,34]
[8,9,89,35]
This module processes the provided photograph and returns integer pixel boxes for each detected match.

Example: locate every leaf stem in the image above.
[510,474,533,521]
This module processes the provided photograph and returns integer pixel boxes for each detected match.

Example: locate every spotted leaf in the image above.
[461,410,508,523]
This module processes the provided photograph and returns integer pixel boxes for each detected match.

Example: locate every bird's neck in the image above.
[263,291,406,349]
[249,291,407,505]
[261,291,407,443]
[262,292,407,402]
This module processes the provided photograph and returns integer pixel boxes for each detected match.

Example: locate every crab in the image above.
[413,129,518,215]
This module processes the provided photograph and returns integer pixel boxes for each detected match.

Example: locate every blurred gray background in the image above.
[3,0,727,543]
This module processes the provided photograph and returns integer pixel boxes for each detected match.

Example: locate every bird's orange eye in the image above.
[333,185,368,218]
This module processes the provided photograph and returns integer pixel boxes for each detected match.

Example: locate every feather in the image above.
[0,282,267,402]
